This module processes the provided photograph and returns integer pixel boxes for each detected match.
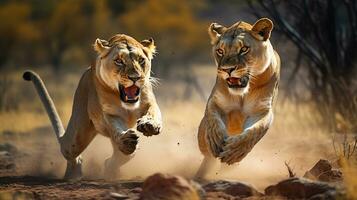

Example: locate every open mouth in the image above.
[119,84,140,103]
[226,75,250,88]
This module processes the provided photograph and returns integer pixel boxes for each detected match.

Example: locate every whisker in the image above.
[248,73,258,80]
[149,76,160,88]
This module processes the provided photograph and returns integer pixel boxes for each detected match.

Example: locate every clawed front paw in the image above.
[208,139,225,158]
[207,133,227,158]
[219,135,253,165]
[116,129,139,155]
[137,116,162,137]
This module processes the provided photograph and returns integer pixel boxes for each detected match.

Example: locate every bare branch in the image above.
[284,161,296,178]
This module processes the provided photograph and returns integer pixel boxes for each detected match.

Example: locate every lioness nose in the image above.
[240,76,249,87]
[128,76,140,82]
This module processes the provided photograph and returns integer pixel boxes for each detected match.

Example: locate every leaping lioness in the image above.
[23,34,162,180]
[196,18,280,177]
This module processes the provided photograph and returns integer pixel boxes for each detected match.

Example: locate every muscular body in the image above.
[196,18,280,177]
[23,34,162,180]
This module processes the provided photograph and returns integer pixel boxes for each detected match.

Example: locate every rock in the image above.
[0,143,18,154]
[308,190,338,200]
[109,192,129,199]
[265,177,337,199]
[304,159,343,182]
[318,169,343,182]
[0,151,10,157]
[205,191,238,200]
[140,173,203,200]
[0,147,16,171]
[203,180,262,198]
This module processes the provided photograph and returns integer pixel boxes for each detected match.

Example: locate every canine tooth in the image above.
[125,96,128,101]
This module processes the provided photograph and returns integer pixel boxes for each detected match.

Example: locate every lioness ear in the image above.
[93,38,110,54]
[141,38,156,59]
[208,23,227,44]
[251,18,273,41]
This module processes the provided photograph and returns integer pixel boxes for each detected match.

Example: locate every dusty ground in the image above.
[0,108,336,199]
[0,129,144,200]
[0,66,340,199]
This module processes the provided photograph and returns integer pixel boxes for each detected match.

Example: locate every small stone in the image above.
[203,180,262,198]
[140,173,203,200]
[265,177,337,199]
[0,143,18,154]
[304,159,343,182]
[110,192,129,199]
[0,151,10,157]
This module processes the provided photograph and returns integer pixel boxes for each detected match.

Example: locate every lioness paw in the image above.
[207,136,225,158]
[116,129,139,155]
[219,135,253,164]
[137,116,162,136]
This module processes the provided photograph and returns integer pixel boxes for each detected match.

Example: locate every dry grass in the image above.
[342,159,357,199]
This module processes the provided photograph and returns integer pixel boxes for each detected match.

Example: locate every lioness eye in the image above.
[216,48,224,57]
[240,46,249,54]
[139,57,145,65]
[114,58,124,66]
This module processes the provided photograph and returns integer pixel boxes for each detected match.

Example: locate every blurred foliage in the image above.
[119,0,209,70]
[248,0,357,133]
[0,0,210,72]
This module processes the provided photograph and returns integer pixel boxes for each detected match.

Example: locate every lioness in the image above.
[23,34,162,180]
[196,18,280,177]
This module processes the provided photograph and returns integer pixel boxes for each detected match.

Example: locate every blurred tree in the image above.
[0,2,40,68]
[92,0,113,38]
[248,0,357,132]
[0,0,213,74]
[46,0,92,71]
[119,0,209,74]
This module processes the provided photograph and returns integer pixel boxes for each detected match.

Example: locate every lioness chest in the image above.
[90,82,140,133]
[213,90,272,136]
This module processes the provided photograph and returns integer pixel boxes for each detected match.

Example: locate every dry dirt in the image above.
[0,67,342,199]
[0,128,144,200]
[0,123,340,200]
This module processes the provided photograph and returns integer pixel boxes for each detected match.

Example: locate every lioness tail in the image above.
[23,70,64,140]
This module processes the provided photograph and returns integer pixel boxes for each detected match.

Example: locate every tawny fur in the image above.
[23,34,162,180]
[197,18,280,176]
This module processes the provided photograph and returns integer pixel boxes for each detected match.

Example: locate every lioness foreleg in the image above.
[195,109,227,179]
[205,110,228,157]
[137,101,162,136]
[103,114,139,178]
[104,114,139,155]
[219,110,273,164]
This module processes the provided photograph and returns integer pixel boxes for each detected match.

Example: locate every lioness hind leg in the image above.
[59,121,96,180]
[195,156,219,180]
[195,122,220,180]
[64,157,83,180]
[104,140,133,180]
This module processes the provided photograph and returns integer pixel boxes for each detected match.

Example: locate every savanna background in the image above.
[0,0,356,199]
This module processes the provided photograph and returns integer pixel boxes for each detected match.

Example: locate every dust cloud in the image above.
[78,100,334,190]
[14,67,335,191]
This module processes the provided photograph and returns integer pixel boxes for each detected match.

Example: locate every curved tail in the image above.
[23,70,64,140]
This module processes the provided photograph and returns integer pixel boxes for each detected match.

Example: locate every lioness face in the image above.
[208,18,274,95]
[94,34,156,108]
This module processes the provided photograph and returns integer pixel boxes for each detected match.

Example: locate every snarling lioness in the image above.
[196,18,280,177]
[23,34,162,180]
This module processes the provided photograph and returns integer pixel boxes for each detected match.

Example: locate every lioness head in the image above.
[94,34,156,109]
[208,18,274,95]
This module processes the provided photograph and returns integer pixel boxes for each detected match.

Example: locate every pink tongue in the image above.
[227,77,239,84]
[123,85,138,98]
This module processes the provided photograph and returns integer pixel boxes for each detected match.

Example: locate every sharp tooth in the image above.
[125,96,128,101]
[135,96,139,100]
